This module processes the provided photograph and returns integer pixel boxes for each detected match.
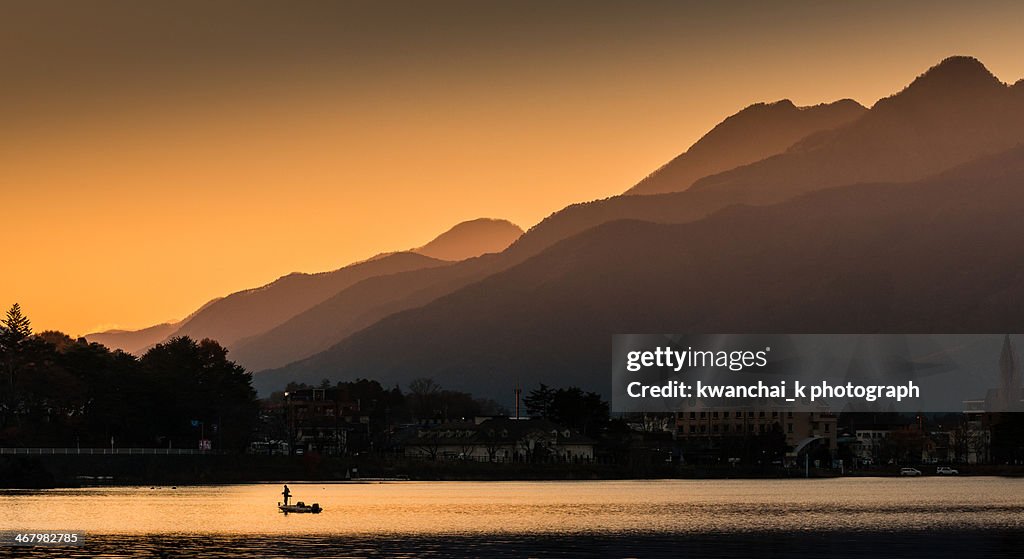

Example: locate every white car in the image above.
[936,466,959,475]
[900,467,922,476]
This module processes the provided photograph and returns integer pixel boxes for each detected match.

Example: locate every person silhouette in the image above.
[282,484,291,506]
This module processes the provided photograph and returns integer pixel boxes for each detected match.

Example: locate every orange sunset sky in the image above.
[3,1,1023,336]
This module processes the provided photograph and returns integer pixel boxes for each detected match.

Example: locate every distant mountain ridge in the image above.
[84,56,1024,401]
[688,56,1024,196]
[255,143,1024,399]
[95,217,521,356]
[251,56,1024,397]
[626,99,866,196]
[84,322,179,355]
[230,255,500,371]
[413,218,523,261]
[502,56,1024,261]
[83,296,226,354]
[159,251,447,348]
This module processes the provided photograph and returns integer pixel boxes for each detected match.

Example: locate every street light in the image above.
[284,392,294,456]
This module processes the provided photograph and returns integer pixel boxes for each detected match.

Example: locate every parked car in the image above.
[900,467,922,476]
[936,466,959,475]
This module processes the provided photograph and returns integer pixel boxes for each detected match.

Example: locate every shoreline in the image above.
[5,453,1023,489]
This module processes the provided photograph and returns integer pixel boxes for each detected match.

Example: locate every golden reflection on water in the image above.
[2,478,1023,536]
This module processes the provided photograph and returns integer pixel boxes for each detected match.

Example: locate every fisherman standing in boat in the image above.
[282,484,291,506]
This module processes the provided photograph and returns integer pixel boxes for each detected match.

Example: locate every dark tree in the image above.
[992,414,1024,464]
[404,378,483,421]
[1,303,45,435]
[549,387,609,436]
[524,384,609,435]
[140,337,258,451]
[408,377,442,420]
[523,383,555,417]
[0,306,261,451]
[2,303,32,343]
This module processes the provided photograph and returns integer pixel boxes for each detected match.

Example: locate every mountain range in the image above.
[83,322,180,356]
[502,57,1024,260]
[85,218,521,354]
[625,99,866,196]
[255,144,1024,398]
[86,56,1024,402]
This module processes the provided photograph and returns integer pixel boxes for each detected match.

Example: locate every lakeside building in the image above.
[674,408,838,451]
[253,388,371,456]
[399,417,596,463]
[847,416,955,465]
[957,335,1024,464]
[847,415,918,465]
[961,399,994,464]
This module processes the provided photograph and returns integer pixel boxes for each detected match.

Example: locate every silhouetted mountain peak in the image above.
[413,218,524,261]
[745,99,795,112]
[920,56,996,82]
[761,98,865,113]
[828,98,867,111]
[877,56,1005,108]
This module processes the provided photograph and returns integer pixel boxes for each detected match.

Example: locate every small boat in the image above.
[278,500,322,514]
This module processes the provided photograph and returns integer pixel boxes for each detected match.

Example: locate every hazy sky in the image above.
[3,0,1023,335]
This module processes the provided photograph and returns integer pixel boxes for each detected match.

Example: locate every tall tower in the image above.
[998,335,1021,411]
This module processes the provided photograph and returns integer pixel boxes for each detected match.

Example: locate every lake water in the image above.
[3,478,1023,557]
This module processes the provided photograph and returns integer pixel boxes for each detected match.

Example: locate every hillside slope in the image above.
[413,218,523,261]
[163,251,447,347]
[256,145,1024,398]
[626,99,865,195]
[506,57,1024,260]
